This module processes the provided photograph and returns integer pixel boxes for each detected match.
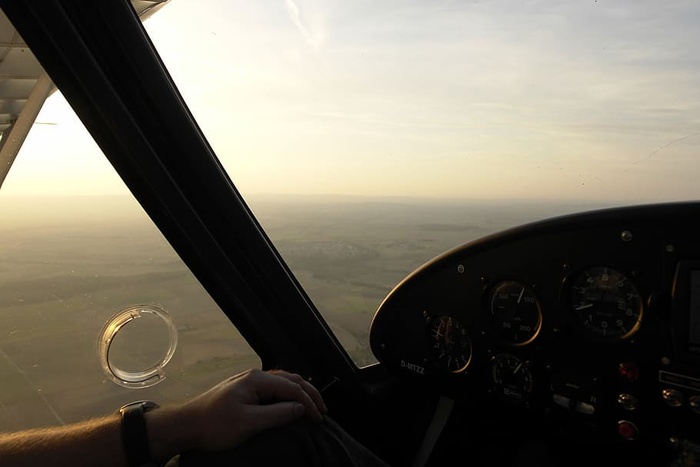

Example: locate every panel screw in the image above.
[621,230,633,242]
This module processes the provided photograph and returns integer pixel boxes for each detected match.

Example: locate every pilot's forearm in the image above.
[0,406,193,467]
[0,414,128,467]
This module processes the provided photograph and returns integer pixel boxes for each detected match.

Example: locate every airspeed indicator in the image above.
[489,280,543,345]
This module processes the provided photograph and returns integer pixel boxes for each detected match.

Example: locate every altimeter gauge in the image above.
[569,266,643,342]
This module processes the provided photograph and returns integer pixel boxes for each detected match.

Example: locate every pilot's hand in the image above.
[147,368,328,460]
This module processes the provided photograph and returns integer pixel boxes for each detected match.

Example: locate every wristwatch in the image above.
[119,400,160,467]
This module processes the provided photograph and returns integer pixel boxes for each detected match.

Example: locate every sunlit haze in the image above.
[3,0,699,203]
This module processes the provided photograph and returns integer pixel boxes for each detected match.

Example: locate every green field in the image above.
[0,195,604,431]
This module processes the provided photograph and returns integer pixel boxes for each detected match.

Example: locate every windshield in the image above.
[141,0,699,366]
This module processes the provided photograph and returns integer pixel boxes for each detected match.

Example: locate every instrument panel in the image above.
[369,201,700,464]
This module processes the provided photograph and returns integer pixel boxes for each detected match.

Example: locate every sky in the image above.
[3,0,700,203]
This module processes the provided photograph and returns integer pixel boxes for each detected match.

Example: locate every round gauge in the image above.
[491,353,533,404]
[569,266,643,341]
[426,314,472,373]
[489,280,542,345]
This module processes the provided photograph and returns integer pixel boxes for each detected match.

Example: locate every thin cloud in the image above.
[284,0,324,50]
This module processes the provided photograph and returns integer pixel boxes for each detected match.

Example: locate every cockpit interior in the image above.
[0,1,698,466]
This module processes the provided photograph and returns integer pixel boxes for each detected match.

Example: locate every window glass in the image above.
[0,94,259,431]
[143,0,700,367]
[141,0,700,365]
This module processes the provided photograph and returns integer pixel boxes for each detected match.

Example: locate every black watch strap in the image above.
[119,400,159,467]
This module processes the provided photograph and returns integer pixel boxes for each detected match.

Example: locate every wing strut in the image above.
[0,70,53,189]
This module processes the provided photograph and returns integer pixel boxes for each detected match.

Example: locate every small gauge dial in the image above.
[489,280,543,345]
[569,266,643,341]
[491,353,533,404]
[426,314,472,373]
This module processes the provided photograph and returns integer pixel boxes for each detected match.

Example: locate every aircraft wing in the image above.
[0,0,169,188]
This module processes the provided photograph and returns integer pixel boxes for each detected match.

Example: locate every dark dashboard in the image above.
[369,201,700,466]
